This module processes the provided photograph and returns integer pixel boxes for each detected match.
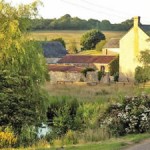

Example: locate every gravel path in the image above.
[124,139,150,150]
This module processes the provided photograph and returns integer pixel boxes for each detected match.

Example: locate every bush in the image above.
[109,56,119,76]
[114,72,119,82]
[100,95,150,136]
[47,97,83,137]
[80,29,105,50]
[0,127,17,148]
[98,71,104,81]
[135,66,150,83]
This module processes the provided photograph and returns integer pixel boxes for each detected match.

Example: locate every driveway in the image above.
[124,139,150,150]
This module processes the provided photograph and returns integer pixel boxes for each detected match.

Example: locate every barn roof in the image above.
[48,64,84,72]
[103,38,120,48]
[42,41,68,58]
[58,55,116,64]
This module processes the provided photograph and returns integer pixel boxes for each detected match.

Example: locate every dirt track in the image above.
[124,139,150,150]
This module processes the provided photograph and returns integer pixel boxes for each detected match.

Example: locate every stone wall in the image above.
[49,71,99,83]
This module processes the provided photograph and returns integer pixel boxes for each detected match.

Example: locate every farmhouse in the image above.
[46,16,150,83]
[119,16,150,81]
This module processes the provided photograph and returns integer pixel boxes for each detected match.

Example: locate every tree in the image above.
[101,20,111,30]
[135,50,150,83]
[0,0,49,145]
[68,39,78,54]
[80,29,105,50]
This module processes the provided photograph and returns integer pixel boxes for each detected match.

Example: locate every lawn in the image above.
[28,30,125,50]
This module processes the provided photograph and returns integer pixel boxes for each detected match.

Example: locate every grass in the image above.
[28,30,125,50]
[44,82,142,103]
[11,133,148,150]
[78,49,102,55]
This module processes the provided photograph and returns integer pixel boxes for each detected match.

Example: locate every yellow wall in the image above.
[94,63,109,72]
[119,26,150,81]
[102,48,120,55]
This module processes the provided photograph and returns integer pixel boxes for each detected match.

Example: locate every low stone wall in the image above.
[49,71,99,84]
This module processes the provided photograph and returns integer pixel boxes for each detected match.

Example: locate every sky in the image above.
[5,0,150,24]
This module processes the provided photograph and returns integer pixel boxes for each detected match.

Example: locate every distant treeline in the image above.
[28,14,133,31]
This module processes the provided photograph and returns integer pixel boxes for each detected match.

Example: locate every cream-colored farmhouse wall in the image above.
[102,48,119,55]
[119,23,150,81]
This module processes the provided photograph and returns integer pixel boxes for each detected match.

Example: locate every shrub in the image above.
[47,97,83,137]
[114,72,119,82]
[135,66,150,83]
[97,71,104,81]
[100,95,150,136]
[63,130,78,145]
[109,56,119,76]
[0,127,17,148]
[18,125,37,147]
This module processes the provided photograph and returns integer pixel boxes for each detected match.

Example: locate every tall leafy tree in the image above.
[0,0,49,141]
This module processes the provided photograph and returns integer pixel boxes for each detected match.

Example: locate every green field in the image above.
[28,30,125,50]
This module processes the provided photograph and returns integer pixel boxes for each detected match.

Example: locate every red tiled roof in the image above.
[48,64,84,72]
[58,55,116,64]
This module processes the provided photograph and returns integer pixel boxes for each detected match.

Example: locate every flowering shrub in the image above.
[100,94,150,136]
[0,127,17,148]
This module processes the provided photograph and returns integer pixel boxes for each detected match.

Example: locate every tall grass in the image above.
[44,82,142,103]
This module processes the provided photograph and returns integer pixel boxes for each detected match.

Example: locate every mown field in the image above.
[28,30,125,50]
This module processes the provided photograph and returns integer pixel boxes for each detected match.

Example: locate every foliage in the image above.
[18,125,38,147]
[51,37,66,48]
[135,50,150,83]
[109,56,119,76]
[98,71,104,81]
[113,72,119,82]
[0,127,17,148]
[28,14,133,31]
[80,29,105,50]
[68,39,78,54]
[95,40,106,51]
[63,130,78,145]
[77,103,101,128]
[100,95,150,136]
[47,98,83,137]
[135,66,150,83]
[81,68,95,77]
[0,0,49,147]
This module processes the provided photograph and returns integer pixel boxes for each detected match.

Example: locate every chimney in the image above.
[133,16,140,28]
